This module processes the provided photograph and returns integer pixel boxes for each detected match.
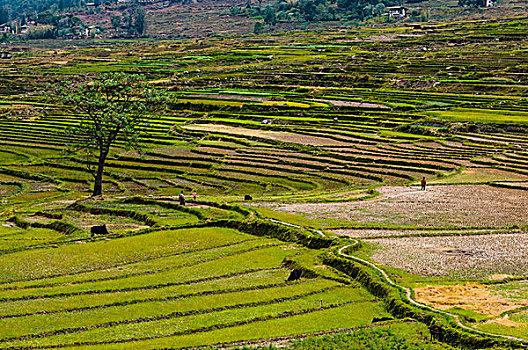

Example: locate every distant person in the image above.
[178,191,185,206]
[192,191,197,201]
[421,177,426,191]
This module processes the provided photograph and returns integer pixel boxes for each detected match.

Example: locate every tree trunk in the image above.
[92,150,108,197]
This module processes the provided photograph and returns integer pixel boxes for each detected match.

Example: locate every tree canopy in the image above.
[55,73,168,196]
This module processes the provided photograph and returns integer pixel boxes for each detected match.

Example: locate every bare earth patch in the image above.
[369,233,528,278]
[184,124,350,146]
[24,216,54,223]
[489,274,513,281]
[328,228,506,239]
[262,185,528,228]
[29,183,57,192]
[311,99,390,109]
[415,284,528,317]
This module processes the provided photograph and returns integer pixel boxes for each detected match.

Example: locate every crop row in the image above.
[0,244,293,301]
[0,227,252,284]
[2,288,367,349]
[0,237,260,291]
[0,280,341,342]
[0,269,292,320]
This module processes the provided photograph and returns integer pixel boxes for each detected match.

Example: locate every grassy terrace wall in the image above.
[322,253,522,350]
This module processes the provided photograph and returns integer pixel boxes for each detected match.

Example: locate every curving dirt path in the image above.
[337,243,528,346]
[265,217,528,347]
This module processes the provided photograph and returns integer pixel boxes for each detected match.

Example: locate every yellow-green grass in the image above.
[0,173,25,182]
[0,227,64,252]
[0,183,19,196]
[0,151,29,163]
[427,108,528,124]
[476,319,528,341]
[0,239,276,293]
[378,130,439,140]
[197,206,245,220]
[55,211,148,231]
[0,227,252,282]
[494,280,528,301]
[177,98,245,107]
[5,287,368,348]
[70,202,202,226]
[0,245,294,300]
[141,314,425,350]
[69,296,383,349]
[261,101,312,108]
[6,190,67,205]
[0,268,288,318]
[445,307,490,323]
[430,167,528,184]
[0,279,340,341]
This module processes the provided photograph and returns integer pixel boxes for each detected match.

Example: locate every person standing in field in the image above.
[192,191,197,201]
[178,191,186,206]
[421,177,426,191]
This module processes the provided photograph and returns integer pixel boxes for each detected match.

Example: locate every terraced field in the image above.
[1,17,528,349]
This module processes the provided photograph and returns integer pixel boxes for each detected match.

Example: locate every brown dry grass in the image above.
[482,315,522,328]
[184,124,351,146]
[415,283,528,317]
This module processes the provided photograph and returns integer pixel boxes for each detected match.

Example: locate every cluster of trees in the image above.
[457,0,492,6]
[0,0,147,40]
[110,6,146,36]
[409,8,429,22]
[24,24,55,38]
[0,0,130,24]
[232,0,400,30]
[0,0,146,39]
[242,0,483,32]
[0,6,9,24]
[0,0,80,24]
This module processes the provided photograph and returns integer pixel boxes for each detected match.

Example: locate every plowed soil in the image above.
[264,185,528,228]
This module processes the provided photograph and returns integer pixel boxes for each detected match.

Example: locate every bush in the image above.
[24,25,56,39]
[208,218,336,249]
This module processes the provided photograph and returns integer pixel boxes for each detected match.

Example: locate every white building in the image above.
[386,6,407,19]
[0,24,13,34]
